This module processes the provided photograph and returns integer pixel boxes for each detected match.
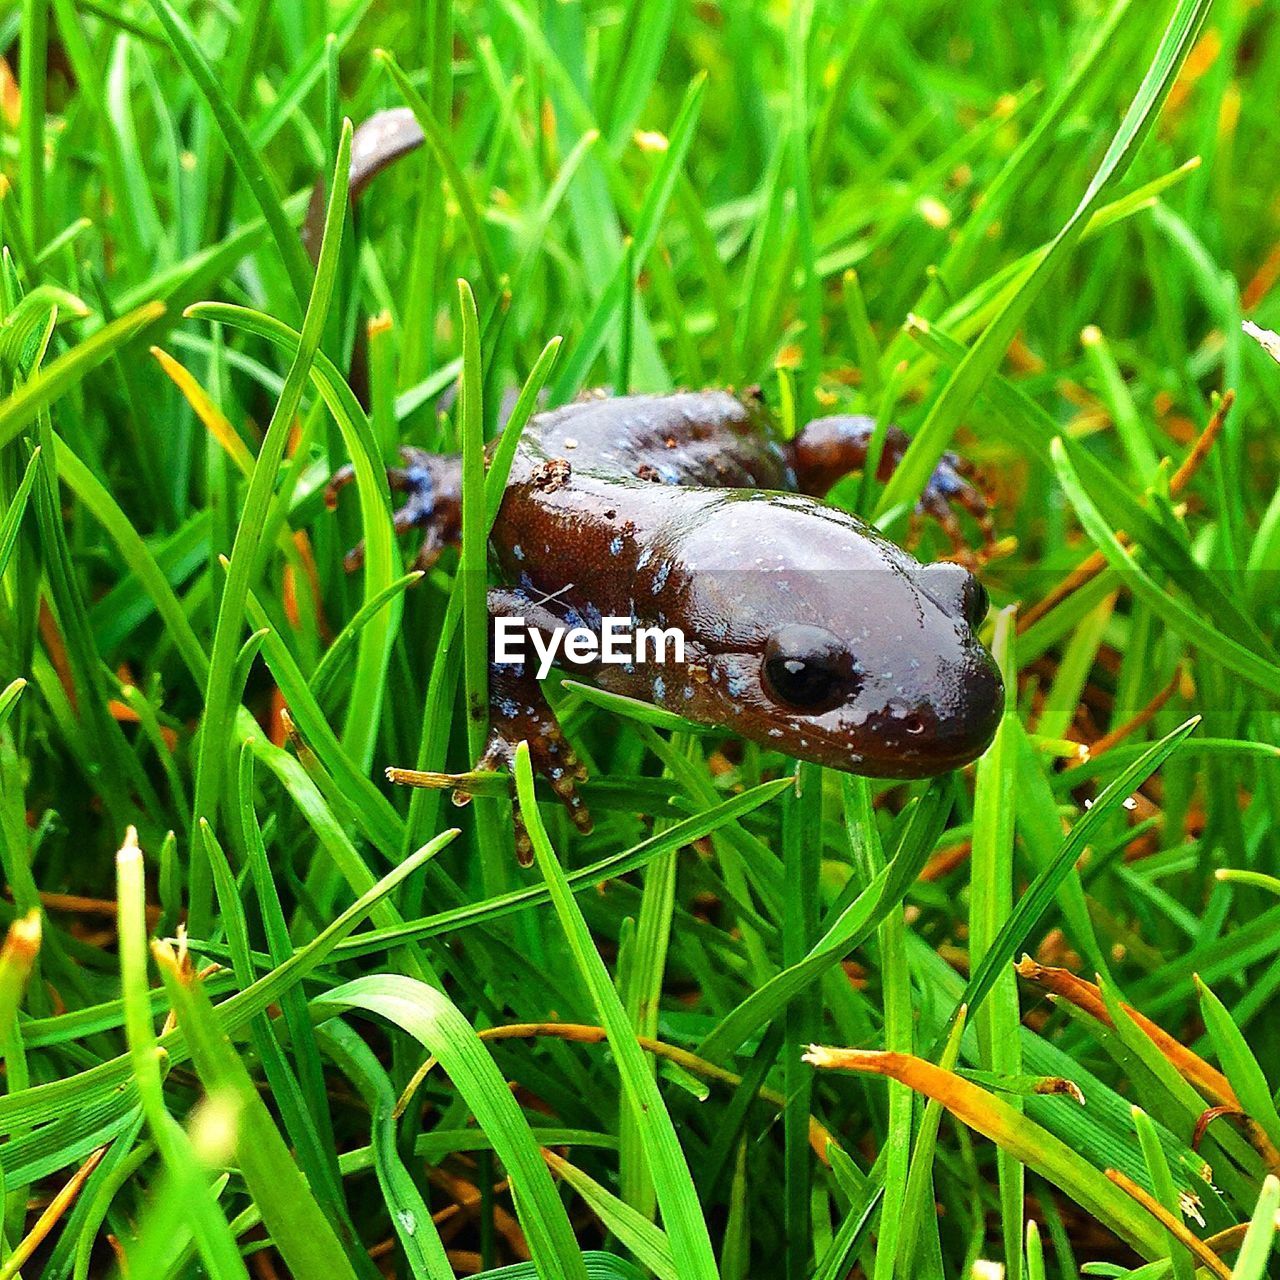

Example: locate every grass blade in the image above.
[1232,1176,1280,1280]
[314,974,591,1280]
[151,936,361,1280]
[947,716,1201,1042]
[0,304,164,453]
[188,119,351,933]
[144,0,315,310]
[805,1046,1165,1260]
[514,742,720,1280]
[874,0,1211,521]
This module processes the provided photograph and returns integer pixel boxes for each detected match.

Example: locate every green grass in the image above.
[2,0,1280,1276]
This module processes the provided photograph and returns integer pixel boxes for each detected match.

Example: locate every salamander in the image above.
[327,389,1004,856]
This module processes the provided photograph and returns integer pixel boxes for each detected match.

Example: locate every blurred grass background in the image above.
[2,0,1280,1276]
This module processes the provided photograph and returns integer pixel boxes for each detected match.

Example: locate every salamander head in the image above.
[644,493,1003,777]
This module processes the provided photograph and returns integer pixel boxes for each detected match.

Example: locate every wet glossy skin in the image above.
[486,391,1004,779]
[329,388,1003,848]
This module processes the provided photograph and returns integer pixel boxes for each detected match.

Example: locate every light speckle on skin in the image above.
[653,676,665,700]
[653,560,671,592]
[683,687,693,700]
[513,544,525,560]
[609,535,623,555]
[727,673,748,698]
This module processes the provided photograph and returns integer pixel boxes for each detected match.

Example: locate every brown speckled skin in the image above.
[332,391,1003,838]
[485,392,1003,782]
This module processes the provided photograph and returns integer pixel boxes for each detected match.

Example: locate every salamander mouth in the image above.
[847,726,1000,779]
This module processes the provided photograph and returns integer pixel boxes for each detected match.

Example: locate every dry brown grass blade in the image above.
[1016,956,1236,1106]
[1242,241,1280,310]
[1067,667,1181,769]
[1018,548,1109,633]
[1204,1222,1250,1257]
[385,765,510,799]
[394,1021,836,1161]
[1168,390,1234,493]
[428,1165,526,1255]
[0,908,42,983]
[1105,1168,1231,1279]
[1193,1105,1251,1150]
[803,1045,1164,1259]
[36,890,161,926]
[920,838,973,882]
[2,1146,105,1277]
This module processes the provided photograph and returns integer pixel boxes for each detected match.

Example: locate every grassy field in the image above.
[2,0,1280,1275]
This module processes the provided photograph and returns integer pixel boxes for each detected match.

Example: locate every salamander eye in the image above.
[762,625,857,713]
[964,578,990,629]
[920,562,990,629]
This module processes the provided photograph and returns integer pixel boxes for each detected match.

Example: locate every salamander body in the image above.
[329,389,1003,847]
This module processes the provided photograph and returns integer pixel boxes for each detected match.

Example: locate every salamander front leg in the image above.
[326,446,462,571]
[787,414,994,558]
[484,590,592,861]
[479,675,591,865]
[386,589,592,865]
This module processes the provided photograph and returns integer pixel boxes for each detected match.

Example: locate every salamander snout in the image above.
[912,639,1004,768]
[746,564,1004,778]
[918,561,990,629]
